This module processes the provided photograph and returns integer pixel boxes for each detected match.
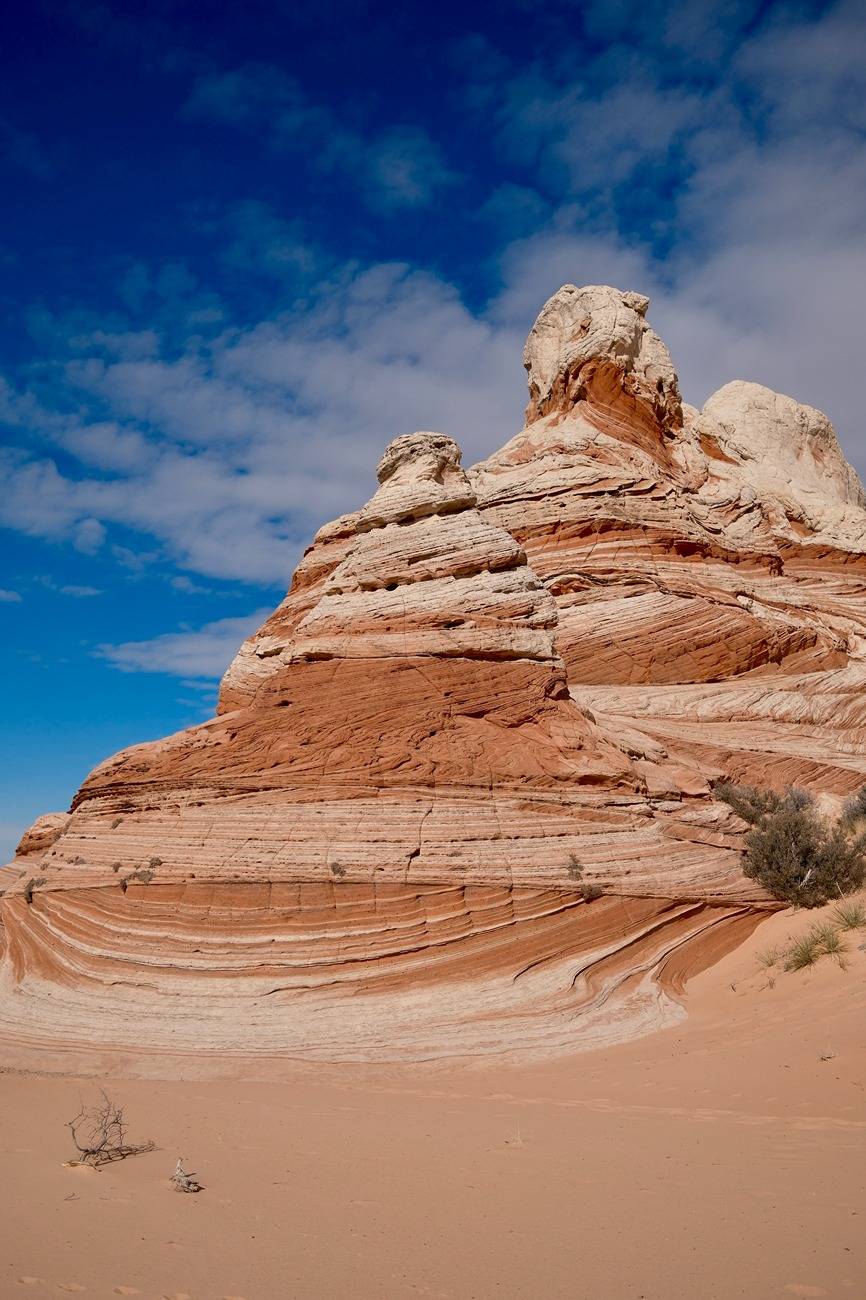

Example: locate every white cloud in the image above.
[73,518,107,554]
[0,262,525,584]
[0,589,22,602]
[2,0,864,604]
[98,609,271,678]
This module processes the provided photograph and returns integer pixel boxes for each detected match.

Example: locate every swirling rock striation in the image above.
[2,282,865,1069]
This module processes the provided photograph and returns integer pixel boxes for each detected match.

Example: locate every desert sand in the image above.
[2,897,864,1300]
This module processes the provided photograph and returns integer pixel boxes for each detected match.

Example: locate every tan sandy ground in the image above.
[1,899,864,1300]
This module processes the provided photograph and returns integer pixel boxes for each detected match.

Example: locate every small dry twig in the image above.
[170,1157,203,1193]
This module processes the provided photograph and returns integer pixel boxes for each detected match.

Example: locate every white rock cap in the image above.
[523,283,681,426]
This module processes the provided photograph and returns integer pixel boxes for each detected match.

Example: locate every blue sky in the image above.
[2,0,865,860]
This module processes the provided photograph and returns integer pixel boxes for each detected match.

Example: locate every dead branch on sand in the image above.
[65,1090,155,1167]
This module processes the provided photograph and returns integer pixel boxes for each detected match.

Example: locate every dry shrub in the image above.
[715,783,866,907]
[566,855,583,882]
[66,1090,155,1167]
[23,876,46,904]
[841,786,866,826]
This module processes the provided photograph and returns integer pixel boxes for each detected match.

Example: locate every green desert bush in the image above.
[715,782,866,907]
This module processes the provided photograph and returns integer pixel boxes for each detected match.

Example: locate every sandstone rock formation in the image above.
[2,282,865,1071]
[522,282,682,430]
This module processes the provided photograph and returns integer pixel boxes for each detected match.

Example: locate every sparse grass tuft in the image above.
[784,932,823,971]
[578,883,604,902]
[782,921,849,970]
[813,924,846,958]
[833,900,866,931]
[756,945,782,969]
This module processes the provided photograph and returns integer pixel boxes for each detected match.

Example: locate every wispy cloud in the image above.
[0,589,22,603]
[34,576,102,598]
[98,609,271,678]
[169,575,212,595]
[184,62,457,210]
[0,117,53,178]
[0,260,524,584]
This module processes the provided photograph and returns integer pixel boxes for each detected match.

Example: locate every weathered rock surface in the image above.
[14,813,69,858]
[523,283,682,431]
[2,282,865,1069]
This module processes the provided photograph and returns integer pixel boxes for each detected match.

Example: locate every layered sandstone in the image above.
[2,282,865,1068]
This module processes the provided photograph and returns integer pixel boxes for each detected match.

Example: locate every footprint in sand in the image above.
[17,1280,44,1288]
[113,1289,140,1296]
[57,1287,86,1294]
